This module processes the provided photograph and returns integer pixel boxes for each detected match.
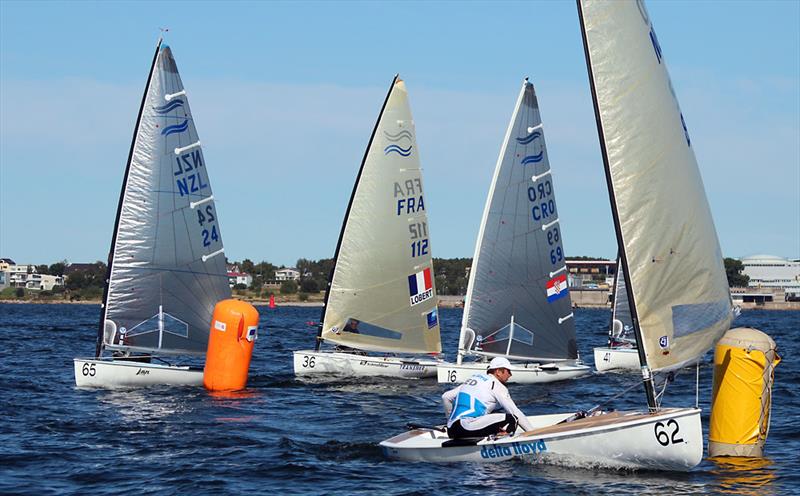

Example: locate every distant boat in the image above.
[74,38,231,387]
[436,79,589,384]
[292,76,442,378]
[381,0,736,470]
[593,258,639,372]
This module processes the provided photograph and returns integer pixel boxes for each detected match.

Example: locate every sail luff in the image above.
[576,0,657,409]
[316,75,399,351]
[458,80,528,361]
[96,38,163,357]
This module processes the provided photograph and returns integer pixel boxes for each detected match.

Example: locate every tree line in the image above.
[19,256,752,299]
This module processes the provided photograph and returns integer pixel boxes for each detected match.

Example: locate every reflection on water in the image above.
[710,457,777,495]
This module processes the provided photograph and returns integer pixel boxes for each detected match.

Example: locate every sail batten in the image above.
[579,0,733,373]
[319,77,441,355]
[460,80,577,362]
[100,43,231,356]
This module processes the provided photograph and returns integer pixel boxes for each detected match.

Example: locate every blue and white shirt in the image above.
[441,373,534,431]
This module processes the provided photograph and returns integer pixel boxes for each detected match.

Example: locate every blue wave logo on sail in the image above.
[153,99,184,114]
[384,130,413,157]
[516,130,541,145]
[384,144,413,156]
[161,119,189,136]
[521,153,543,164]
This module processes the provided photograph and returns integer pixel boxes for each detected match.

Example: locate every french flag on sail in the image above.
[546,274,569,303]
[408,268,434,306]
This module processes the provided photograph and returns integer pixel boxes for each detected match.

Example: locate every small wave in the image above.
[153,99,185,114]
[521,153,544,164]
[161,119,189,136]
[384,130,413,141]
[516,130,542,144]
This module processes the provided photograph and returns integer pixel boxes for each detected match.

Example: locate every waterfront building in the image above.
[275,268,301,281]
[740,255,800,288]
[228,271,253,288]
[0,259,64,291]
[565,259,616,288]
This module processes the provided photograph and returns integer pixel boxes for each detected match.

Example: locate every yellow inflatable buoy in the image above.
[709,327,780,457]
[203,299,259,391]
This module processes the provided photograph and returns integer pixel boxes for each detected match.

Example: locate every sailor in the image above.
[442,357,534,439]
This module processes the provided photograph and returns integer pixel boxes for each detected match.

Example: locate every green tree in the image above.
[48,261,67,277]
[280,280,298,294]
[240,259,256,275]
[300,278,319,293]
[35,264,49,275]
[65,262,107,291]
[724,258,750,287]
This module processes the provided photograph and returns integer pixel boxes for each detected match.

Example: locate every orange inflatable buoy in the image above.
[203,299,260,391]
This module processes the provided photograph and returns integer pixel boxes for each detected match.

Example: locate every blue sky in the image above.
[1,0,798,267]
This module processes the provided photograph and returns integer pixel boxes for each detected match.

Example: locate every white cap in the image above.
[487,357,512,371]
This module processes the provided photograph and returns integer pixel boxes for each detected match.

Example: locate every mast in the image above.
[576,1,657,410]
[315,75,399,351]
[95,38,162,357]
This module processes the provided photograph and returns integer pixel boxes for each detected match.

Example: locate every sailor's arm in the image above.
[495,385,534,431]
[442,387,458,417]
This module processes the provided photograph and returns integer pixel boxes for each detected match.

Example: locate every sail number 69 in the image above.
[654,419,684,446]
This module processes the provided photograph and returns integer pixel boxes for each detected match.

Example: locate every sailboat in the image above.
[74,38,232,387]
[436,79,590,384]
[380,0,736,470]
[593,258,639,372]
[292,76,442,378]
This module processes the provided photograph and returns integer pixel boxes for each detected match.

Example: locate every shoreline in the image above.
[1,298,797,311]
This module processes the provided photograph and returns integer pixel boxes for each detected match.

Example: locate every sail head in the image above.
[102,44,231,356]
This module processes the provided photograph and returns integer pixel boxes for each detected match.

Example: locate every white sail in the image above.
[319,76,441,354]
[460,80,576,362]
[579,0,733,372]
[610,258,634,343]
[100,41,231,356]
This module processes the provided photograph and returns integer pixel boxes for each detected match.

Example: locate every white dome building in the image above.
[740,255,800,288]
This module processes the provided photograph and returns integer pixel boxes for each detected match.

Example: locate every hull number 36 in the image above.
[301,355,316,368]
[654,419,684,446]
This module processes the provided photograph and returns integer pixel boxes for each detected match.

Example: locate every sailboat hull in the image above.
[593,347,640,372]
[73,357,203,388]
[380,407,703,471]
[293,350,439,379]
[436,360,591,384]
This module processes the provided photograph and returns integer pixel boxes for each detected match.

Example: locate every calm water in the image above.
[0,304,797,495]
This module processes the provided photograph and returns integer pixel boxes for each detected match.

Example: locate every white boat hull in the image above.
[593,347,640,372]
[293,350,439,378]
[380,407,703,471]
[437,360,591,384]
[74,357,203,388]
